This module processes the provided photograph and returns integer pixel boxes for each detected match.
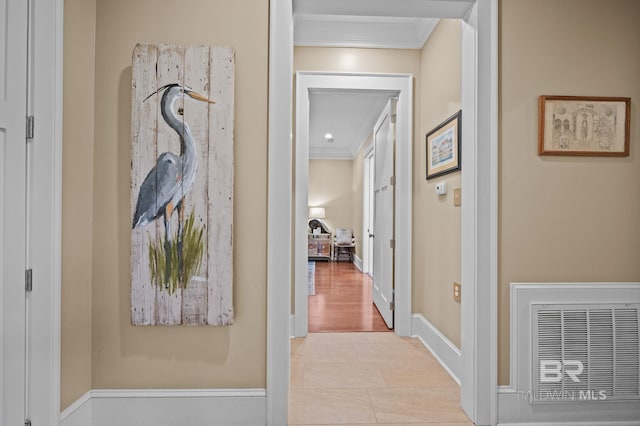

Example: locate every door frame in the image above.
[19,0,64,423]
[267,1,498,425]
[458,3,499,423]
[293,72,413,338]
[2,1,29,423]
[362,143,374,275]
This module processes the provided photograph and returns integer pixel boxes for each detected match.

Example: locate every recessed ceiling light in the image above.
[324,133,333,139]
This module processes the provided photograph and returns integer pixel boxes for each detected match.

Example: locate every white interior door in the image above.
[0,0,29,424]
[372,99,396,329]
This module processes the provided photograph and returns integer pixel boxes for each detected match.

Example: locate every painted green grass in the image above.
[148,211,205,294]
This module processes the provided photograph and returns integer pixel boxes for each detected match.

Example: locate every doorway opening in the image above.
[294,73,414,338]
[268,1,499,424]
[306,91,398,333]
[307,262,389,332]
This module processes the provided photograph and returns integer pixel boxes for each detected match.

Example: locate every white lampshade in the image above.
[309,207,325,219]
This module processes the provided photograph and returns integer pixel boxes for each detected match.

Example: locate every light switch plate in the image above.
[453,188,461,206]
[453,282,461,303]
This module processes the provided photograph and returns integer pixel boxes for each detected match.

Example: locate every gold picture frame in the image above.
[538,95,631,156]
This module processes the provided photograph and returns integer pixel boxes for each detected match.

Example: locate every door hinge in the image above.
[390,176,396,186]
[25,269,33,292]
[390,289,395,311]
[390,113,397,124]
[25,419,32,426]
[26,116,34,139]
[390,239,395,249]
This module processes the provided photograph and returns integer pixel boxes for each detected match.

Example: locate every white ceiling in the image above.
[309,90,397,160]
[295,0,474,160]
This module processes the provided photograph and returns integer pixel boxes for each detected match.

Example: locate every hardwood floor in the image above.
[308,261,391,332]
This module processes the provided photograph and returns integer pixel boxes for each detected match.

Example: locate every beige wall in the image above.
[294,47,420,311]
[295,42,463,344]
[295,47,422,78]
[499,0,640,385]
[309,159,354,233]
[61,0,96,410]
[413,20,462,348]
[60,0,640,406]
[90,0,268,390]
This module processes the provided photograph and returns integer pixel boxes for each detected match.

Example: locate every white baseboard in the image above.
[411,314,461,385]
[353,254,363,272]
[497,386,640,425]
[60,391,92,426]
[60,389,267,426]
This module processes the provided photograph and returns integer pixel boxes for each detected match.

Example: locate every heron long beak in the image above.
[143,83,175,102]
[186,91,215,104]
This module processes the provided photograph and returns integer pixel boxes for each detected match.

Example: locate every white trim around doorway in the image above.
[30,0,64,424]
[267,1,498,425]
[458,2,499,424]
[294,72,413,338]
[362,142,374,276]
[266,0,293,424]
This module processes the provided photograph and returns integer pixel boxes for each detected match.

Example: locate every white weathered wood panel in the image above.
[131,43,234,326]
[130,44,158,325]
[207,47,235,326]
[181,45,209,325]
[154,44,184,325]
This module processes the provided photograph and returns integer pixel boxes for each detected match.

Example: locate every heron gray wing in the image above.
[132,152,182,229]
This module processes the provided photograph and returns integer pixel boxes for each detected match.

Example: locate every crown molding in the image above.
[295,15,439,49]
[293,0,474,19]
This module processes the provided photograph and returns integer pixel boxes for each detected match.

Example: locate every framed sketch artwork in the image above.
[538,95,631,156]
[426,110,461,179]
[130,44,235,326]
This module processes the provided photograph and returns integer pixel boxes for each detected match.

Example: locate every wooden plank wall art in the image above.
[130,44,235,326]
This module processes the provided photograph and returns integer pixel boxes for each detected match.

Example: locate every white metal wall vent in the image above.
[532,304,640,403]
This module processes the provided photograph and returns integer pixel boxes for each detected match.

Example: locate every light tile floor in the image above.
[289,332,473,425]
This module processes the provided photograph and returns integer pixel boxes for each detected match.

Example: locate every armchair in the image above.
[333,228,355,262]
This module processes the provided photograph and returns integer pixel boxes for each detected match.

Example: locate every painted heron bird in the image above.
[132,83,214,281]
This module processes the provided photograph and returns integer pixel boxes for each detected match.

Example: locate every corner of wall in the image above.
[413,17,463,349]
[61,0,97,411]
[60,391,92,426]
[411,314,461,384]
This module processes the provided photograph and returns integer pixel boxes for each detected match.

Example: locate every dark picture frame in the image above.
[426,110,461,180]
[538,95,631,156]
